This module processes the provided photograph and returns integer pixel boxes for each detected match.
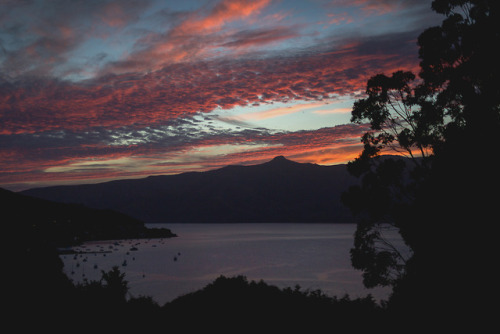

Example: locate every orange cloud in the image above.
[114,0,274,68]
[175,0,271,35]
[332,0,400,15]
[313,107,352,115]
[0,29,419,136]
[0,123,369,190]
[225,102,328,122]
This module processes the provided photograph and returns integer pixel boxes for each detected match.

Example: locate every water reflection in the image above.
[61,223,394,304]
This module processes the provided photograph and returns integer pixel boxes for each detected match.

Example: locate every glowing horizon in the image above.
[0,0,442,191]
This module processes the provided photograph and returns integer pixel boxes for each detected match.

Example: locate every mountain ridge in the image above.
[21,156,359,223]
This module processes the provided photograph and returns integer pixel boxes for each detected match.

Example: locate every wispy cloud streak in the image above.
[0,0,440,190]
[0,123,368,190]
[0,30,419,135]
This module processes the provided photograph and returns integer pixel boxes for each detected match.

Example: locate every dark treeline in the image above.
[4,187,382,331]
[16,265,387,332]
[3,187,176,330]
[6,1,499,331]
[341,0,499,331]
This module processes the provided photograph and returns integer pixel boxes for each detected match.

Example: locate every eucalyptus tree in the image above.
[342,0,500,309]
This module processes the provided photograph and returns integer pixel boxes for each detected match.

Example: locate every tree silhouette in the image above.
[100,265,130,302]
[343,0,499,326]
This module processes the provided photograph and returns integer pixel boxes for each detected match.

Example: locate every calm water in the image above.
[60,223,393,304]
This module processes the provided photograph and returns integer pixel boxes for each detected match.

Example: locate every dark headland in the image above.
[2,187,176,248]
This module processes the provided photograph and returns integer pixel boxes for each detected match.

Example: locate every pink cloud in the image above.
[0,0,440,191]
[0,122,369,190]
[331,0,401,14]
[326,13,353,25]
[106,0,274,70]
[223,102,328,122]
[221,27,300,49]
[313,107,352,115]
[0,30,419,135]
[174,0,271,35]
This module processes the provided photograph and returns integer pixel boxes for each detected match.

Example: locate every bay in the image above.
[60,223,393,305]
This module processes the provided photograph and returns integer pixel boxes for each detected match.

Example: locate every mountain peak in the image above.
[270,155,289,163]
[263,155,301,168]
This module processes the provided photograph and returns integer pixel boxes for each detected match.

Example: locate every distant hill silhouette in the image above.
[2,187,175,246]
[22,156,360,223]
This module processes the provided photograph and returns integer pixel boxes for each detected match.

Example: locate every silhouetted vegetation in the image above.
[15,265,385,331]
[342,0,499,329]
[3,187,175,329]
[163,275,385,331]
[7,1,499,331]
[4,186,382,331]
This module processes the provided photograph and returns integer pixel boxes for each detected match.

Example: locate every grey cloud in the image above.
[0,0,152,79]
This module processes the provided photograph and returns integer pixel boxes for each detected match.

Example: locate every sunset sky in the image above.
[0,0,442,191]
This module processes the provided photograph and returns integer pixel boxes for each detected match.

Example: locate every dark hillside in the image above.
[22,156,358,223]
[2,187,175,247]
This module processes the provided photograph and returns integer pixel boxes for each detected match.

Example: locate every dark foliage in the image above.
[7,1,499,331]
[9,261,386,332]
[4,186,384,331]
[342,0,499,330]
[162,275,384,332]
[2,187,174,329]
